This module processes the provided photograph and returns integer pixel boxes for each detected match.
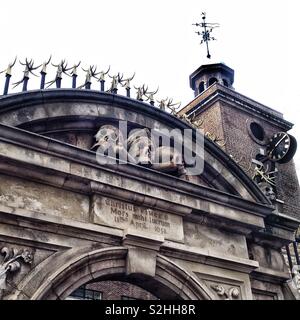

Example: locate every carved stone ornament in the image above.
[92,124,136,164]
[257,181,277,202]
[127,128,155,165]
[210,283,240,300]
[92,124,187,176]
[0,247,34,299]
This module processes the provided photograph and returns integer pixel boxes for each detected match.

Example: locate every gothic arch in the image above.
[10,246,213,300]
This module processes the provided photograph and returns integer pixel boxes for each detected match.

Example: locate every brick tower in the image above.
[179,62,300,282]
[179,62,300,221]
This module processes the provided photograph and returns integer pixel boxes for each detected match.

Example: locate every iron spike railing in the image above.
[0,57,182,112]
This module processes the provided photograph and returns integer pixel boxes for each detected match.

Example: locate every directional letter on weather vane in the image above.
[193,12,219,59]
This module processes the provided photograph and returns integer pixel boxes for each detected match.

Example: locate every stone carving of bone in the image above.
[152,146,186,177]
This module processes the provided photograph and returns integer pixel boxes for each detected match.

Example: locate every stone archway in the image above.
[10,246,213,300]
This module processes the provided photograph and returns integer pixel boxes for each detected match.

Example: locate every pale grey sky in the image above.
[1,0,300,177]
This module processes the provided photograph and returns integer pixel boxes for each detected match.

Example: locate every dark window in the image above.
[69,285,102,300]
[250,122,265,141]
[198,81,205,93]
[208,77,218,86]
[122,296,138,300]
[223,79,229,87]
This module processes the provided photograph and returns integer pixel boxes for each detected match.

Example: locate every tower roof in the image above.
[189,63,234,90]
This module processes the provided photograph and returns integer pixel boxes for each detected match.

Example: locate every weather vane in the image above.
[193,12,219,59]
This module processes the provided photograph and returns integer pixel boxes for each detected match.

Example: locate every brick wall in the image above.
[86,281,158,300]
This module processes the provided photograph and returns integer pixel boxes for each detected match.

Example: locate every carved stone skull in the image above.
[92,124,127,161]
[127,128,154,165]
[258,181,277,202]
[92,124,135,164]
[93,125,122,149]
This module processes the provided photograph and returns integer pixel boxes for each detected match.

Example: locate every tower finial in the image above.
[193,12,219,59]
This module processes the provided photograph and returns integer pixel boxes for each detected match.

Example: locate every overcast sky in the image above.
[1,0,300,178]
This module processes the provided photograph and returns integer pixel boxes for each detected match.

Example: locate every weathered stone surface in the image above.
[172,256,253,299]
[0,173,89,222]
[251,278,284,300]
[184,222,248,259]
[126,248,157,277]
[249,243,288,273]
[0,142,70,173]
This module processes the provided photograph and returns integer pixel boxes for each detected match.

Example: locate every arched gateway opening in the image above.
[13,247,213,300]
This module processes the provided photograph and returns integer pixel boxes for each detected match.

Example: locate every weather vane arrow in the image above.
[193,12,219,59]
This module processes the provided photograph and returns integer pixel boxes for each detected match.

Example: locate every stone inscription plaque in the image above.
[93,196,184,242]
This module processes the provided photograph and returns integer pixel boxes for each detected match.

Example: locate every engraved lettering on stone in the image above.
[93,197,184,241]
